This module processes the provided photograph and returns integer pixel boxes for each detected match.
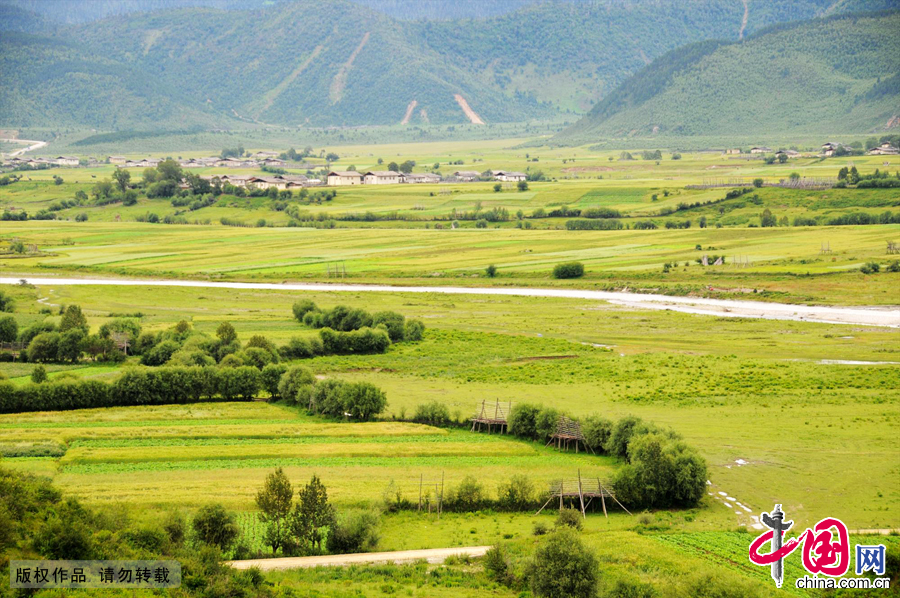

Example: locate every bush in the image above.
[528,529,598,598]
[533,521,549,536]
[605,416,644,458]
[483,544,512,585]
[613,433,707,509]
[552,262,585,279]
[0,315,18,342]
[141,340,180,366]
[412,400,451,425]
[260,363,288,399]
[446,475,485,512]
[280,336,322,359]
[309,379,349,416]
[192,504,240,551]
[404,319,425,342]
[277,365,315,405]
[582,415,613,451]
[217,366,260,400]
[860,261,881,274]
[497,474,535,511]
[319,327,391,355]
[485,264,497,277]
[326,511,380,554]
[555,507,583,530]
[371,311,405,342]
[508,403,540,439]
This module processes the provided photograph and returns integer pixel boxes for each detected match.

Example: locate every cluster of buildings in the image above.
[735,142,899,158]
[200,174,321,190]
[111,152,302,169]
[1,155,86,168]
[325,169,526,186]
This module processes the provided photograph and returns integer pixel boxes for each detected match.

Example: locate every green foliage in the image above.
[553,262,585,279]
[192,503,240,551]
[528,529,599,598]
[483,544,513,585]
[31,364,48,384]
[291,475,334,554]
[555,507,584,531]
[256,468,294,555]
[613,433,708,509]
[326,510,380,554]
[412,400,451,425]
[0,290,14,312]
[0,314,17,342]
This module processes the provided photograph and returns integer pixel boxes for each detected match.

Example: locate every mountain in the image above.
[552,11,900,143]
[0,0,893,130]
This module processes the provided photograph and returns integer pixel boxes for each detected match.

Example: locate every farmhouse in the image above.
[868,142,899,155]
[452,170,481,181]
[108,156,128,165]
[327,171,363,185]
[402,172,441,184]
[262,158,287,168]
[252,151,280,159]
[54,156,80,166]
[749,147,772,154]
[363,171,401,184]
[774,150,799,159]
[493,170,527,182]
[725,149,741,154]
[251,177,289,191]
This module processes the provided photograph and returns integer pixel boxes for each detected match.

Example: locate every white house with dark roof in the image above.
[363,171,401,184]
[327,171,363,185]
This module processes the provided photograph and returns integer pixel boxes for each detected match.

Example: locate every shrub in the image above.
[0,315,18,342]
[217,366,260,400]
[533,521,549,536]
[534,407,561,441]
[887,260,900,273]
[508,403,540,439]
[613,433,707,509]
[280,336,322,359]
[485,264,497,277]
[605,416,644,458]
[552,262,585,279]
[319,327,391,355]
[371,311,405,342]
[446,475,485,511]
[141,340,180,366]
[412,401,451,425]
[56,329,85,363]
[528,529,598,598]
[31,365,48,384]
[555,507,583,530]
[241,347,274,369]
[277,365,315,405]
[326,511,380,554]
[860,261,881,274]
[192,504,239,551]
[483,544,512,585]
[404,319,425,342]
[582,415,613,451]
[497,474,535,511]
[309,379,349,416]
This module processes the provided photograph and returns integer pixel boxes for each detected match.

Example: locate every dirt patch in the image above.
[400,100,418,125]
[454,94,485,125]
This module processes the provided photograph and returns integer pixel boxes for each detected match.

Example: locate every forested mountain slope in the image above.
[553,11,900,143]
[0,0,894,129]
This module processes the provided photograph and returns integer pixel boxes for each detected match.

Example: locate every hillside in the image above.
[553,11,900,143]
[0,0,890,130]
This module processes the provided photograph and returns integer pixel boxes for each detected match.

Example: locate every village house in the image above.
[401,172,441,184]
[725,149,741,155]
[327,171,363,186]
[868,142,899,155]
[54,156,79,166]
[262,158,287,168]
[774,150,800,159]
[282,175,309,186]
[363,171,402,184]
[452,170,481,181]
[492,170,527,182]
[108,156,128,165]
[749,147,772,154]
[252,151,280,160]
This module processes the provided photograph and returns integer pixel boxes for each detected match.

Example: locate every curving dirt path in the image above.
[228,546,490,570]
[2,277,898,327]
[0,138,48,156]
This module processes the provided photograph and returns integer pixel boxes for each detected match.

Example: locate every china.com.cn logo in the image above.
[748,504,889,590]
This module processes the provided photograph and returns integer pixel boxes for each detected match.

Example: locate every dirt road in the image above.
[2,276,897,327]
[228,546,491,570]
[0,138,48,156]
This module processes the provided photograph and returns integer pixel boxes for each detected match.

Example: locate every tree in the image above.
[278,365,315,405]
[777,153,788,163]
[28,332,60,363]
[849,166,860,184]
[31,364,48,384]
[192,504,239,551]
[493,183,502,192]
[760,208,777,228]
[517,180,529,191]
[342,382,387,421]
[552,262,584,279]
[156,159,183,182]
[752,178,763,188]
[387,161,399,172]
[789,172,800,181]
[112,169,131,192]
[216,322,237,344]
[838,167,849,180]
[256,468,294,555]
[60,305,88,333]
[485,264,497,278]
[57,329,85,363]
[0,290,13,312]
[0,315,17,342]
[398,160,415,174]
[291,475,334,554]
[528,529,599,598]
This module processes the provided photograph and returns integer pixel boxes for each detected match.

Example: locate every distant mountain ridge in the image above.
[551,10,900,143]
[0,0,895,130]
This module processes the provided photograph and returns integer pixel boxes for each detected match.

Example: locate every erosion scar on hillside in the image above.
[400,100,418,125]
[256,45,324,118]
[330,32,370,104]
[739,0,749,39]
[454,94,485,125]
